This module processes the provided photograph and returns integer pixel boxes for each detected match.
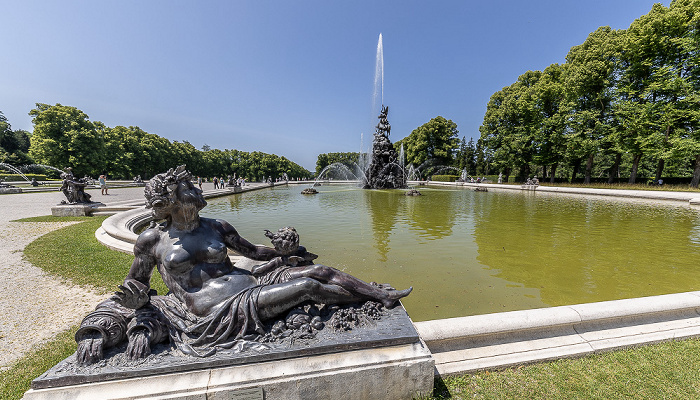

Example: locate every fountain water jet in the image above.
[0,162,30,182]
[22,163,64,175]
[314,163,362,187]
[372,33,384,114]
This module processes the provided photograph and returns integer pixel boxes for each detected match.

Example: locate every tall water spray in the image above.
[0,163,30,182]
[361,33,386,186]
[372,33,384,117]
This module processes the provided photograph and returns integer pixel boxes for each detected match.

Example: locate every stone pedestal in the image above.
[51,203,104,217]
[24,305,434,400]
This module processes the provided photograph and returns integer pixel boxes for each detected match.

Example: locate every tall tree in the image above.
[102,125,143,179]
[615,2,700,183]
[28,103,104,176]
[403,116,459,167]
[564,27,621,183]
[666,0,700,186]
[0,111,33,165]
[480,87,513,179]
[454,136,477,174]
[480,71,542,181]
[532,64,568,183]
[315,152,360,176]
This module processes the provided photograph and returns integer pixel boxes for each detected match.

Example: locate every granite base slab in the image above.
[51,203,104,217]
[24,304,434,400]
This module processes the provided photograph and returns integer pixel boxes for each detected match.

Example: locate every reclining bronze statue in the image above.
[76,165,412,364]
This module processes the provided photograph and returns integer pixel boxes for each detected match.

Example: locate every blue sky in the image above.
[1,1,670,171]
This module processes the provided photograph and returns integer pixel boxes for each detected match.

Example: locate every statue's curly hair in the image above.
[144,165,192,213]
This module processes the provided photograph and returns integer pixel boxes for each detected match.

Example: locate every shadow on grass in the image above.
[431,374,452,399]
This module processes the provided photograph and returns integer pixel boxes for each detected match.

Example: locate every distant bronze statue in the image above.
[0,178,16,188]
[76,165,411,364]
[59,168,92,204]
[364,105,406,189]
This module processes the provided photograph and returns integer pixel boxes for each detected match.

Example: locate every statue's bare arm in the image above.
[215,218,279,261]
[77,229,160,364]
[112,229,159,309]
[215,218,318,267]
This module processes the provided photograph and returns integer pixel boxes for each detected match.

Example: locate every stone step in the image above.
[414,291,700,375]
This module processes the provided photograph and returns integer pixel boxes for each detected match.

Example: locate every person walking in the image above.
[197,176,203,190]
[213,176,219,189]
[99,175,108,195]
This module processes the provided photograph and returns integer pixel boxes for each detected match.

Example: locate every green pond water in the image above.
[202,185,700,322]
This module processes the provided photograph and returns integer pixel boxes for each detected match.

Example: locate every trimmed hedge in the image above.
[0,173,48,181]
[431,174,460,182]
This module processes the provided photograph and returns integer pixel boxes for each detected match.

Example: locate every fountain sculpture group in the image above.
[59,168,93,204]
[364,106,407,190]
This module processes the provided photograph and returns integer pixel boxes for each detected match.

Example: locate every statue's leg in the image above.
[287,265,412,308]
[256,278,360,320]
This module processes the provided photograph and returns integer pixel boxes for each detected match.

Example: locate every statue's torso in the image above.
[154,221,257,316]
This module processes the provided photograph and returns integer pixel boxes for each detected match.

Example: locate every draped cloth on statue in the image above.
[150,286,268,358]
[148,267,295,357]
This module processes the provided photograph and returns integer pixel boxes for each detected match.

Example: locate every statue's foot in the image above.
[381,286,413,308]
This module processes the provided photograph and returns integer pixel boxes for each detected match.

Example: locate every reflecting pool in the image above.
[203,185,700,322]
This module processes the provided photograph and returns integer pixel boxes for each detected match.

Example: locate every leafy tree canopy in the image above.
[402,116,459,167]
[0,111,33,165]
[315,152,360,176]
[23,103,310,180]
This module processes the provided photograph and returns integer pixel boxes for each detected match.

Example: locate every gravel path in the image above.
[0,186,150,370]
[0,182,254,370]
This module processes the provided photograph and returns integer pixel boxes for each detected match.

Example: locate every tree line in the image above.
[479,0,700,185]
[7,3,698,186]
[315,152,360,176]
[0,111,32,165]
[317,3,700,186]
[0,104,311,181]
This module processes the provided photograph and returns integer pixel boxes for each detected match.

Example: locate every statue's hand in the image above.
[252,257,283,276]
[287,256,304,267]
[112,280,150,309]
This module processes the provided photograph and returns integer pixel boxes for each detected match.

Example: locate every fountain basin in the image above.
[97,181,700,322]
[94,181,700,374]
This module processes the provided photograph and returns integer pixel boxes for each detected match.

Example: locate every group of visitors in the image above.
[182,175,307,190]
[211,175,246,189]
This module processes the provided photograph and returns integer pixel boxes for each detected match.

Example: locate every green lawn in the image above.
[1,216,167,400]
[536,182,700,193]
[3,215,700,399]
[428,338,700,399]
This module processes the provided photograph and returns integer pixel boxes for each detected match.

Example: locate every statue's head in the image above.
[145,165,206,219]
[61,167,74,180]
